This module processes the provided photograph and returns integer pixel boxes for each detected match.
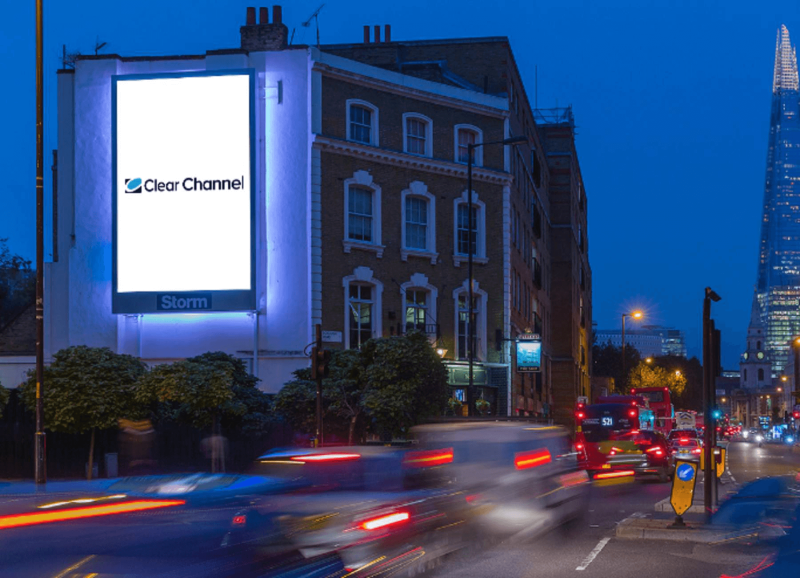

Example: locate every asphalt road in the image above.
[433,440,797,578]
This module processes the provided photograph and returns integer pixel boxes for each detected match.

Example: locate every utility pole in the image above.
[34,0,47,485]
[310,324,330,447]
[703,287,721,521]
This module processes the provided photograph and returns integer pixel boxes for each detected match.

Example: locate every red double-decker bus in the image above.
[629,387,674,435]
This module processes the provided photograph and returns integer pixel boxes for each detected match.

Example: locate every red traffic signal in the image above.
[793,411,800,420]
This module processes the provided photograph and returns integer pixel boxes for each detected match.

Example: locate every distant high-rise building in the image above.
[757,25,800,373]
[593,325,686,358]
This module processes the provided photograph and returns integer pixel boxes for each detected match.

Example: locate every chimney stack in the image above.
[374,25,381,43]
[385,24,391,42]
[363,25,370,43]
[241,5,288,52]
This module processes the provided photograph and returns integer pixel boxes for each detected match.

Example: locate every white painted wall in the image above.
[43,49,315,393]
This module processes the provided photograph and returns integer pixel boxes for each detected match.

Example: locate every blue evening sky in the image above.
[0,0,792,366]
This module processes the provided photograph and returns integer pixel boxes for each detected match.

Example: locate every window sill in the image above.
[401,248,439,264]
[453,254,489,267]
[343,240,385,258]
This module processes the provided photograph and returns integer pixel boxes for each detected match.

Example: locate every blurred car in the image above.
[668,428,702,445]
[670,437,702,462]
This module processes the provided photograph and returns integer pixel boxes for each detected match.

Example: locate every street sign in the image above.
[715,447,726,478]
[322,331,343,343]
[671,460,698,517]
[515,334,542,373]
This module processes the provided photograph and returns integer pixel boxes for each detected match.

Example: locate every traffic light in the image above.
[712,409,722,420]
[794,411,800,420]
[311,347,332,379]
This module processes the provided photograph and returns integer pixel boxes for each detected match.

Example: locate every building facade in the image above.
[17,7,591,423]
[594,326,686,359]
[757,25,800,374]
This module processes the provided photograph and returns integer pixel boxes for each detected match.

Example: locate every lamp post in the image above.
[703,287,721,521]
[34,0,46,485]
[466,135,527,415]
[621,311,643,391]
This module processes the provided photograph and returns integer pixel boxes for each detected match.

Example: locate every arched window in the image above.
[346,99,379,145]
[400,273,439,339]
[343,267,383,349]
[403,113,433,157]
[454,124,483,165]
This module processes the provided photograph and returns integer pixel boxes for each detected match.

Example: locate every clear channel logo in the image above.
[124,178,143,194]
[123,176,245,193]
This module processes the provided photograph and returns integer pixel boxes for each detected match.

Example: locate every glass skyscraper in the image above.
[757,25,800,373]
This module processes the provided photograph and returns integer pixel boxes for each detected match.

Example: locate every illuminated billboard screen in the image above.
[516,337,542,372]
[112,70,255,313]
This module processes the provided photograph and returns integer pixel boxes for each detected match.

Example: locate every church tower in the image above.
[740,292,772,390]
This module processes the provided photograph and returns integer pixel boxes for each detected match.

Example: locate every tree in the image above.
[628,362,687,397]
[0,238,35,328]
[0,383,8,418]
[19,346,146,479]
[277,332,450,443]
[135,352,270,471]
[592,339,641,393]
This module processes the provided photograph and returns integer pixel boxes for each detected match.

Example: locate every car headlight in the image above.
[743,431,749,438]
[756,435,764,442]
[786,436,795,444]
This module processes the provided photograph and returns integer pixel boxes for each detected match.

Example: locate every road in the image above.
[2,440,799,578]
[434,439,800,578]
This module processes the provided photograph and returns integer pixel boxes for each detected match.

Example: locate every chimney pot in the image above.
[385,24,391,42]
[246,7,256,26]
[374,25,381,43]
[273,5,282,25]
[363,25,370,43]
[259,7,268,24]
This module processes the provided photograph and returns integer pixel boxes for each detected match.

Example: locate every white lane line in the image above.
[576,537,611,571]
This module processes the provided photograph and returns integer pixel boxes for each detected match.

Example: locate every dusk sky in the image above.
[1,0,795,367]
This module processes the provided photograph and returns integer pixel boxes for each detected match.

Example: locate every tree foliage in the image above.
[19,346,146,433]
[592,339,641,393]
[0,383,8,418]
[0,238,35,328]
[628,362,687,397]
[276,332,449,443]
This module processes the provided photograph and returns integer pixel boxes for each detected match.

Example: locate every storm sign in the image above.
[112,70,255,313]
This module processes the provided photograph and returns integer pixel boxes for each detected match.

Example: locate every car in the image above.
[670,437,702,462]
[601,430,675,482]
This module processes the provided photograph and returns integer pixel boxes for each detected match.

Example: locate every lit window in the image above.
[404,114,432,157]
[348,283,373,349]
[405,197,428,250]
[348,186,373,242]
[405,289,428,333]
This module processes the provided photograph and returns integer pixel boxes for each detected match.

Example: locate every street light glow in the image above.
[631,311,643,319]
[645,357,653,363]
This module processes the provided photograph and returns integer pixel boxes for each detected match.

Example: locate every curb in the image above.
[616,518,759,543]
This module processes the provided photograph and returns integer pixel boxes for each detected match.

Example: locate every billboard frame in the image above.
[515,333,542,373]
[111,69,257,314]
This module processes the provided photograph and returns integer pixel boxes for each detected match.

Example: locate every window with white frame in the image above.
[348,186,373,242]
[405,197,427,250]
[343,171,383,256]
[455,125,482,165]
[348,283,374,349]
[453,191,486,265]
[400,181,437,262]
[403,113,433,157]
[405,289,429,333]
[346,100,379,146]
[453,280,487,361]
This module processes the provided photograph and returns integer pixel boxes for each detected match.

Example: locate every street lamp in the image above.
[645,357,653,364]
[466,135,527,415]
[675,370,682,377]
[621,310,643,391]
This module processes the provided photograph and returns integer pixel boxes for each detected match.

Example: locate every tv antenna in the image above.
[94,37,108,55]
[302,3,325,47]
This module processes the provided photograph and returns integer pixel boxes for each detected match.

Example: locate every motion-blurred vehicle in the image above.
[575,400,673,482]
[668,428,702,446]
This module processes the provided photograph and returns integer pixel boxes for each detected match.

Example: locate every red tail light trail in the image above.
[290,453,361,463]
[360,511,411,531]
[403,448,454,468]
[0,500,185,530]
[594,470,635,480]
[514,448,552,470]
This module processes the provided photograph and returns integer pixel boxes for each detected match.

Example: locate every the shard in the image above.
[757,25,800,373]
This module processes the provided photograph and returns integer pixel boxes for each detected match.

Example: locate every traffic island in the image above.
[616,517,759,543]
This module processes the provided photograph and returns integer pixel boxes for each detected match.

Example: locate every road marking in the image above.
[576,537,610,571]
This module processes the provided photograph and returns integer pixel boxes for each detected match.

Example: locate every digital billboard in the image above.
[516,335,542,372]
[112,70,255,313]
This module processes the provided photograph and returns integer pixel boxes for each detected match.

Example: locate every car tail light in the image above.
[290,453,361,463]
[514,448,552,470]
[594,470,635,480]
[576,411,586,419]
[574,443,584,451]
[692,448,701,454]
[679,438,689,445]
[403,448,454,468]
[359,511,410,531]
[629,410,637,417]
[646,447,664,456]
[233,515,247,526]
